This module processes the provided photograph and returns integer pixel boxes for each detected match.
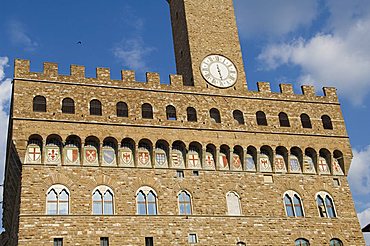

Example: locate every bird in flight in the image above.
[77,41,82,45]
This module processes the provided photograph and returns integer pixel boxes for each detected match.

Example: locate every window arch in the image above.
[236,242,246,246]
[33,96,46,112]
[136,186,158,215]
[116,102,128,117]
[300,114,312,128]
[316,191,337,218]
[256,111,267,126]
[210,108,221,123]
[322,115,333,130]
[279,112,290,127]
[283,190,304,217]
[178,190,192,215]
[330,239,343,246]
[90,99,102,116]
[295,238,310,246]
[233,110,244,124]
[62,98,75,114]
[46,185,69,215]
[226,191,241,215]
[92,186,114,215]
[166,105,177,120]
[142,103,153,119]
[187,107,197,122]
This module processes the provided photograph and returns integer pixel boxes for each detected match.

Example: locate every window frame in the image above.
[166,105,177,120]
[186,107,197,122]
[90,99,102,116]
[142,103,154,119]
[256,111,268,126]
[322,115,333,130]
[295,238,310,246]
[61,97,75,114]
[233,110,245,125]
[136,186,158,215]
[283,190,305,218]
[300,113,312,129]
[33,95,47,112]
[278,112,290,127]
[46,185,70,215]
[178,190,192,215]
[92,185,115,215]
[226,191,242,216]
[316,191,337,218]
[116,102,128,117]
[210,108,221,123]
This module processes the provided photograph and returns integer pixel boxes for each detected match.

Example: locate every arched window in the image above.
[279,112,290,127]
[330,239,343,246]
[236,242,246,246]
[210,108,221,123]
[136,186,157,215]
[33,96,46,112]
[300,114,312,128]
[322,115,333,130]
[90,99,102,116]
[295,238,310,246]
[256,111,267,126]
[116,102,128,117]
[226,191,241,215]
[316,192,337,218]
[46,185,69,215]
[92,186,114,215]
[142,103,153,119]
[178,191,192,215]
[62,98,75,114]
[284,191,304,217]
[187,107,197,122]
[166,105,177,120]
[233,110,244,124]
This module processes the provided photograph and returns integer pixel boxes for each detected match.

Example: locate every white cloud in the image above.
[8,20,38,52]
[113,37,154,72]
[358,208,370,245]
[348,146,370,196]
[234,0,319,38]
[258,14,370,105]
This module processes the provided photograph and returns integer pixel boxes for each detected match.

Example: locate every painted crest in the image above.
[303,156,316,174]
[65,148,79,164]
[232,154,242,170]
[155,151,167,167]
[85,149,97,163]
[204,152,215,170]
[245,155,256,171]
[119,147,133,167]
[318,157,331,175]
[274,155,286,173]
[138,149,151,167]
[187,151,201,169]
[289,156,302,173]
[259,154,272,172]
[332,158,344,176]
[219,153,229,170]
[171,150,184,168]
[45,145,61,165]
[102,148,115,166]
[26,145,41,163]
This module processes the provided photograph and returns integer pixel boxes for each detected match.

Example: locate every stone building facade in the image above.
[2,0,365,245]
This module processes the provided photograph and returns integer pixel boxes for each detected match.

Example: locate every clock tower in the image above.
[167,0,248,90]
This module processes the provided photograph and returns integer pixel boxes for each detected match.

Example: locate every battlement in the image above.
[14,59,338,103]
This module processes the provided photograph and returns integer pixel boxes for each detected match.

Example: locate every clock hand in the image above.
[216,64,223,80]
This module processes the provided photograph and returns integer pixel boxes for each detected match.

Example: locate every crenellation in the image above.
[323,87,338,101]
[169,74,183,87]
[14,59,30,78]
[70,64,85,79]
[43,62,58,78]
[96,67,110,81]
[146,72,161,85]
[279,84,294,94]
[257,81,271,93]
[301,85,316,97]
[121,69,136,83]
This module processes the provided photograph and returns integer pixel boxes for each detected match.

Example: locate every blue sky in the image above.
[0,0,370,242]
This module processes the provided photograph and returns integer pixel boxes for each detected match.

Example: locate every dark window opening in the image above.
[256,111,267,126]
[100,237,109,246]
[54,238,63,246]
[90,99,102,116]
[62,98,75,114]
[166,105,177,120]
[33,96,46,112]
[145,237,154,246]
[322,115,333,130]
[117,102,128,117]
[187,107,197,122]
[279,112,290,127]
[233,110,244,124]
[210,108,221,123]
[142,103,153,119]
[300,114,312,128]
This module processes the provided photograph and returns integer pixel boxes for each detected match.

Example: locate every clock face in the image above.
[200,54,238,88]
